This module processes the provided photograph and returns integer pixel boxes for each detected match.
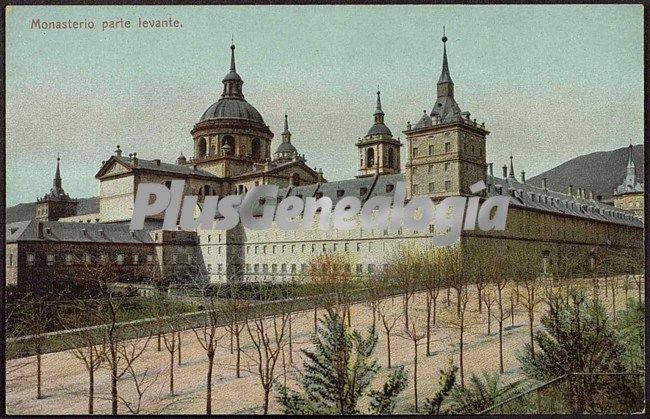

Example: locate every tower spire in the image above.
[508,155,516,179]
[54,153,62,189]
[229,42,236,72]
[627,143,635,168]
[282,113,291,140]
[374,91,385,124]
[437,27,454,98]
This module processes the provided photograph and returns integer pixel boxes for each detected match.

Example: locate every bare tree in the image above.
[245,285,291,414]
[57,300,106,414]
[482,285,496,335]
[15,292,51,400]
[404,320,425,412]
[383,245,422,331]
[423,249,443,356]
[439,282,472,388]
[377,297,403,369]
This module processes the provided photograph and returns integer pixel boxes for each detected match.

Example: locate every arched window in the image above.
[388,147,395,168]
[197,138,207,157]
[221,135,235,154]
[291,173,300,186]
[252,138,262,160]
[210,145,216,156]
[366,148,375,168]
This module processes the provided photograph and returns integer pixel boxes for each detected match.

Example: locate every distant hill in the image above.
[528,145,644,201]
[6,196,100,224]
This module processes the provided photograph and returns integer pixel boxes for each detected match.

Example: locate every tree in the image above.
[614,299,644,373]
[423,360,458,414]
[447,371,523,414]
[518,289,635,413]
[57,300,106,414]
[404,321,425,412]
[275,310,407,414]
[383,245,422,331]
[245,285,291,414]
[190,280,228,414]
[222,281,250,378]
[376,297,402,368]
[439,281,473,388]
[422,248,443,356]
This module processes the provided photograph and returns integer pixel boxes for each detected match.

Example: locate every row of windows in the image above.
[23,252,155,267]
[238,263,385,275]
[412,181,452,195]
[242,229,431,256]
[412,141,452,158]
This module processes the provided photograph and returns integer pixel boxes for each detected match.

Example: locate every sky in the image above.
[5,5,644,206]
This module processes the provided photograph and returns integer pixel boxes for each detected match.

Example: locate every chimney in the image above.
[132,152,138,166]
[98,229,104,237]
[589,190,594,200]
[521,171,526,183]
[488,163,494,177]
[115,145,122,157]
[502,165,508,178]
[37,221,44,239]
[568,185,573,196]
[317,168,325,183]
[154,159,161,166]
[82,228,87,237]
[542,177,548,191]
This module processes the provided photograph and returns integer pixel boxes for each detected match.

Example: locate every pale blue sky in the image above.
[5,5,644,205]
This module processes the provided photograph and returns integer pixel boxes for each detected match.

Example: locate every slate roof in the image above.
[6,220,155,244]
[199,98,265,124]
[108,156,219,179]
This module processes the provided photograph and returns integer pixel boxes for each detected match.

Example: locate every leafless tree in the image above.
[439,282,472,388]
[383,245,422,331]
[403,320,425,412]
[244,285,290,414]
[377,297,403,369]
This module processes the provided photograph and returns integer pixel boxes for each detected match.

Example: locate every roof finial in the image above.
[627,142,635,168]
[437,26,453,89]
[375,90,383,114]
[442,26,447,43]
[508,154,516,179]
[283,113,289,134]
[229,42,236,72]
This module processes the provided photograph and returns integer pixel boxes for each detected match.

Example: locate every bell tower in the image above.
[403,29,489,198]
[356,91,402,177]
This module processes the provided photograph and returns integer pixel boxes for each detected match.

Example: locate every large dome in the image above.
[199,98,265,124]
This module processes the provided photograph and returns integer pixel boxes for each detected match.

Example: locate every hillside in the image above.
[528,145,644,201]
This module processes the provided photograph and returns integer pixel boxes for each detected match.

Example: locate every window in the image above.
[246,263,251,273]
[273,245,277,254]
[412,184,419,194]
[368,264,375,274]
[445,180,451,191]
[302,244,306,252]
[291,264,297,274]
[254,264,259,273]
[412,147,419,157]
[429,224,435,233]
[46,253,55,266]
[311,244,316,253]
[429,182,435,193]
[356,243,361,252]
[445,162,451,171]
[133,254,139,265]
[207,235,211,243]
[207,264,212,273]
[281,264,287,273]
[322,244,326,253]
[428,165,433,174]
[272,264,277,273]
[27,253,35,266]
[356,264,363,274]
[445,142,451,153]
[291,244,295,253]
[218,264,223,273]
[255,245,258,254]
[263,264,268,273]
[63,254,73,265]
[428,145,434,155]
[9,253,13,266]
[147,254,153,264]
[301,263,307,272]
[116,254,124,265]
[344,243,349,252]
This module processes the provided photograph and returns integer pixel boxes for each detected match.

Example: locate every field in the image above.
[5,277,642,414]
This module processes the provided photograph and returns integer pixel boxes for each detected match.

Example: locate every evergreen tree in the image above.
[518,289,637,413]
[275,310,407,414]
[423,360,458,414]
